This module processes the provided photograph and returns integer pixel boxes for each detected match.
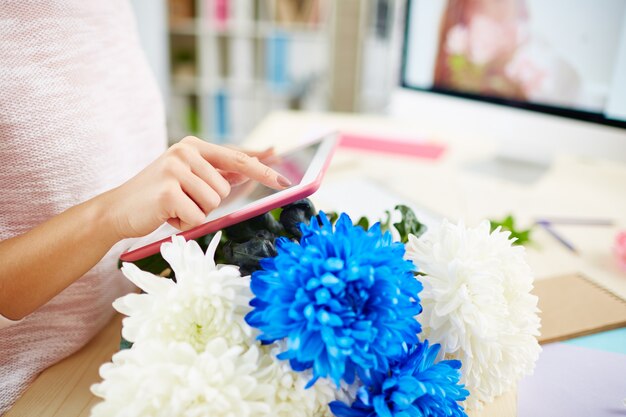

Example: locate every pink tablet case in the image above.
[339,132,446,159]
[120,140,336,262]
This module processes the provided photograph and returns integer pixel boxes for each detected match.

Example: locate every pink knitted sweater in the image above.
[0,1,166,413]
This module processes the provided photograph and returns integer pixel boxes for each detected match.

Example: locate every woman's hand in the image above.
[100,136,291,239]
[0,136,290,320]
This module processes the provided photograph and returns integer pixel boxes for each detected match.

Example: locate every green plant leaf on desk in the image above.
[380,205,427,243]
[393,205,427,243]
[489,215,533,246]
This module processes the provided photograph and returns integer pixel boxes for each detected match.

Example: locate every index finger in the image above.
[224,145,275,160]
[193,140,291,190]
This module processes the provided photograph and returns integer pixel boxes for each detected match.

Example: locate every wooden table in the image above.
[8,111,626,416]
[5,315,123,417]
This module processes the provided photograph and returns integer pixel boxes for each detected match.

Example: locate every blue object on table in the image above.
[266,31,289,92]
[564,327,626,355]
[213,89,229,142]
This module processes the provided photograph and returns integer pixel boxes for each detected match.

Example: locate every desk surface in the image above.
[7,111,626,417]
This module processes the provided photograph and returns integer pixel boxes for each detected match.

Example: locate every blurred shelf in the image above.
[166,0,402,143]
[171,75,327,97]
[169,19,327,38]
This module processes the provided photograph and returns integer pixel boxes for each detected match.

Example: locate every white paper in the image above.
[311,177,442,231]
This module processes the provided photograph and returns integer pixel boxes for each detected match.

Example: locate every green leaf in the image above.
[270,207,282,221]
[489,214,533,246]
[380,210,392,233]
[119,337,133,350]
[355,216,370,230]
[393,205,427,243]
[325,211,339,225]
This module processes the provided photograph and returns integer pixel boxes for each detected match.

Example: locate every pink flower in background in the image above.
[466,15,517,64]
[507,39,581,106]
[445,16,522,65]
[615,231,626,271]
[446,24,469,55]
[505,43,548,97]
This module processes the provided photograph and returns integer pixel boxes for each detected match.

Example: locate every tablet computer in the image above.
[120,132,338,262]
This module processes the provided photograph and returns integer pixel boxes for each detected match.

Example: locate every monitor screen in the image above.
[401,0,626,128]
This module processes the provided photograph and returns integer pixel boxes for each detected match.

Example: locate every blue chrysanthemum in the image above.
[245,212,423,387]
[329,341,469,417]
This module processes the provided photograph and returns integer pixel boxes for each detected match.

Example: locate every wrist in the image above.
[84,189,126,245]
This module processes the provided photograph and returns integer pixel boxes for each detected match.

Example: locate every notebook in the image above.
[534,273,626,344]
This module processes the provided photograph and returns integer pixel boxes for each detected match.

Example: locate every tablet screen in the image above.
[204,140,322,221]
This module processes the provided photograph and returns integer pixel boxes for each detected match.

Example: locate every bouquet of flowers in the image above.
[91,199,540,417]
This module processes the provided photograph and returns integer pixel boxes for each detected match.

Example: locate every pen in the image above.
[537,222,578,254]
[535,217,614,227]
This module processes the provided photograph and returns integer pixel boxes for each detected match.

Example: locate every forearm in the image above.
[0,138,286,321]
[0,193,121,320]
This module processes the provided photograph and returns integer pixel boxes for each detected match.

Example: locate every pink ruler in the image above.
[339,132,446,160]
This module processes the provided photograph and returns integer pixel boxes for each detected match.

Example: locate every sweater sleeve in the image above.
[0,313,21,329]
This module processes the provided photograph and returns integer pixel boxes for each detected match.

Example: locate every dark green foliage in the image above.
[222,234,278,276]
[121,252,172,277]
[224,212,284,242]
[219,198,316,273]
[120,337,133,350]
[325,211,339,225]
[355,216,370,230]
[279,198,316,238]
[489,214,533,246]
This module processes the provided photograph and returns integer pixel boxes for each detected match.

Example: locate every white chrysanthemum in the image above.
[254,342,351,417]
[114,233,253,351]
[405,220,541,410]
[90,339,273,417]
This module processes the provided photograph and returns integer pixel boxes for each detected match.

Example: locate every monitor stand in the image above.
[464,156,548,184]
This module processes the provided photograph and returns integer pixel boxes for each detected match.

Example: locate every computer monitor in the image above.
[391,0,626,167]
